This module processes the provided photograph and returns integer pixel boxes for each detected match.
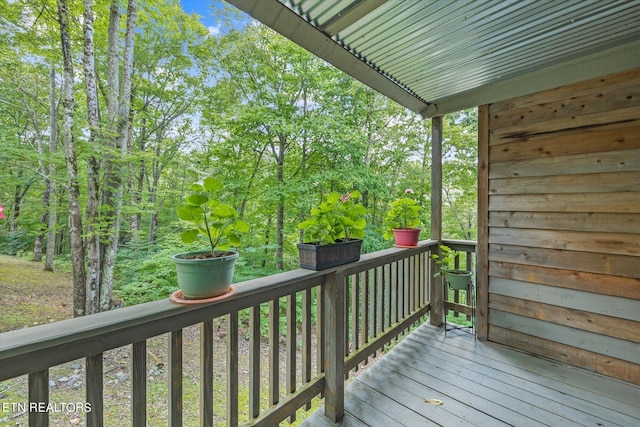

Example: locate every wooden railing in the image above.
[0,240,446,426]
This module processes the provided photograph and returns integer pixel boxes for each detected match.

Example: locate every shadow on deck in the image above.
[302,322,640,426]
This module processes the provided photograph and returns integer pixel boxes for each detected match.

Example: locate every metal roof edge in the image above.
[421,39,640,118]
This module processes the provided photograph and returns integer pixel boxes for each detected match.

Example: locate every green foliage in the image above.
[430,245,468,277]
[383,190,423,239]
[113,246,179,305]
[298,191,367,245]
[177,176,250,255]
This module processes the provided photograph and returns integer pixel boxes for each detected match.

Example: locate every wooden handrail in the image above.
[0,239,454,426]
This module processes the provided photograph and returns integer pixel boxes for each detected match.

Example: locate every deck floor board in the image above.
[301,323,640,426]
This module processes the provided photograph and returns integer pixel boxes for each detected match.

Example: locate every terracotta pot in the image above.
[393,228,421,247]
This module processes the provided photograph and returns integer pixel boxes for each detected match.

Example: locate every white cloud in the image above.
[208,26,221,36]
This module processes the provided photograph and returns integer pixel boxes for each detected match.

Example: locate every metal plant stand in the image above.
[444,277,476,339]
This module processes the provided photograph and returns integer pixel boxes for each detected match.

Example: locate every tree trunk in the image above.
[273,134,287,271]
[45,64,59,271]
[57,0,86,317]
[82,0,103,315]
[99,0,137,311]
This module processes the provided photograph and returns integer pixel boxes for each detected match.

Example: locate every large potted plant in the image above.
[297,191,367,270]
[383,189,422,247]
[431,245,472,290]
[172,176,250,299]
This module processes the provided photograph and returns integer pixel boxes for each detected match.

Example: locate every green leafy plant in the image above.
[383,189,422,239]
[177,176,250,256]
[430,245,462,277]
[298,191,367,245]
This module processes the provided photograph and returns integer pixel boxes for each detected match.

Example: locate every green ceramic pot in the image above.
[445,269,472,291]
[172,250,238,299]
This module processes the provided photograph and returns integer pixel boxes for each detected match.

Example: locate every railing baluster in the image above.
[86,353,103,427]
[302,289,312,410]
[269,298,280,406]
[351,273,360,356]
[372,267,378,343]
[410,256,416,316]
[380,266,387,333]
[403,258,409,329]
[286,292,297,423]
[344,277,350,360]
[249,305,261,419]
[132,341,146,426]
[28,369,49,427]
[169,330,182,427]
[394,261,400,325]
[361,271,369,352]
[316,285,324,378]
[201,321,213,427]
[227,312,239,427]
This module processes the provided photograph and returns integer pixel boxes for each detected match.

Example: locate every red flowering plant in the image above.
[383,188,422,239]
[298,191,367,245]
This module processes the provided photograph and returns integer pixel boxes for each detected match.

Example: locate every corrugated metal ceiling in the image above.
[229,0,640,116]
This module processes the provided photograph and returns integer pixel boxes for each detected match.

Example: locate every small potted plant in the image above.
[297,191,367,270]
[431,245,472,290]
[172,176,250,299]
[383,189,422,247]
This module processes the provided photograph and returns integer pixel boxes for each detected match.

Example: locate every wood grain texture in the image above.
[286,292,297,423]
[131,341,147,427]
[489,277,640,322]
[323,271,345,422]
[488,211,640,234]
[490,148,640,179]
[489,261,640,299]
[489,244,640,278]
[489,83,640,131]
[490,170,640,194]
[489,325,640,385]
[28,370,49,427]
[86,353,103,427]
[489,294,640,343]
[249,305,261,419]
[168,330,182,427]
[489,68,640,114]
[269,298,280,406]
[200,321,213,427]
[490,310,640,364]
[302,322,640,427]
[490,105,640,142]
[489,122,640,162]
[489,192,640,213]
[489,227,640,256]
[477,104,490,340]
[227,312,239,426]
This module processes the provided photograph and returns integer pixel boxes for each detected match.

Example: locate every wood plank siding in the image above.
[483,67,640,385]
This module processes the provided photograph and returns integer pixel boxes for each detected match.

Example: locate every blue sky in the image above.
[179,0,248,36]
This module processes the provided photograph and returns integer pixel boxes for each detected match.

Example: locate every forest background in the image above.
[0,0,477,317]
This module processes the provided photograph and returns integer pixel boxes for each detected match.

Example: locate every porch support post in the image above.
[476,105,490,340]
[323,271,345,422]
[430,115,444,326]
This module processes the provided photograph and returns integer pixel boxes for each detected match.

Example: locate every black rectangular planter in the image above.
[297,239,363,270]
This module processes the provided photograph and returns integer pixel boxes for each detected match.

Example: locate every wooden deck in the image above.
[302,322,640,426]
